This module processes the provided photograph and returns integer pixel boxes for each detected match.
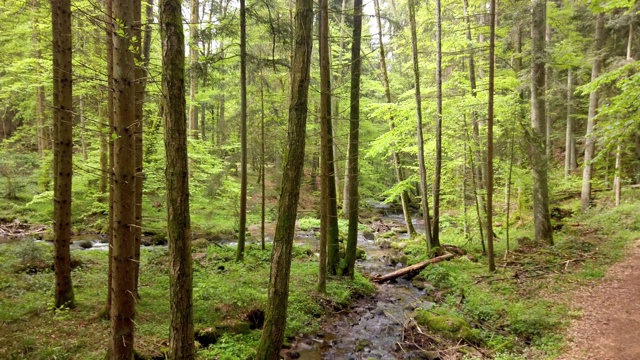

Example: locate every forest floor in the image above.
[557,238,640,360]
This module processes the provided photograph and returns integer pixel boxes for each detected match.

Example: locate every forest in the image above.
[0,0,639,358]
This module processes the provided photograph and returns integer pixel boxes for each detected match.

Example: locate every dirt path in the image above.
[558,240,640,360]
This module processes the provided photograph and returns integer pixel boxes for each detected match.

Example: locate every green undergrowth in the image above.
[397,196,640,359]
[0,240,373,359]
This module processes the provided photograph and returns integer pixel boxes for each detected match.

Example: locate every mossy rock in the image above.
[356,247,366,260]
[362,230,375,240]
[192,238,209,250]
[379,230,396,239]
[415,310,479,343]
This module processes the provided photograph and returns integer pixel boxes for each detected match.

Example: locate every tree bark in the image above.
[255,0,313,354]
[51,0,75,309]
[319,0,340,279]
[344,0,363,278]
[433,0,443,246]
[373,0,415,238]
[236,0,248,261]
[530,0,553,245]
[32,0,47,157]
[565,69,574,179]
[104,0,114,318]
[487,0,496,270]
[160,0,195,357]
[408,0,433,249]
[580,13,605,212]
[189,0,199,139]
[110,0,137,356]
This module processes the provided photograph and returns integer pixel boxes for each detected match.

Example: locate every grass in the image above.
[394,190,640,359]
[0,241,373,359]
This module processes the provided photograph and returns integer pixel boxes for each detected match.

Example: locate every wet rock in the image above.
[411,279,427,290]
[79,240,93,249]
[403,350,441,360]
[378,230,396,239]
[287,350,300,359]
[378,239,392,249]
[362,230,375,240]
[354,339,372,352]
[392,226,408,234]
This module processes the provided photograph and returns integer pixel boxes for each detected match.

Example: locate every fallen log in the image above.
[371,253,456,283]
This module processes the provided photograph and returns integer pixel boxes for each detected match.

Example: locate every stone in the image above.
[79,240,93,249]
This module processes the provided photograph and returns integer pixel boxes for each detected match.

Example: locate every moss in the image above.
[415,310,480,343]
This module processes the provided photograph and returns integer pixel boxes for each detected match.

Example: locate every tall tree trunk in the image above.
[260,72,266,251]
[486,0,496,270]
[160,0,195,357]
[408,0,433,249]
[545,22,553,156]
[344,0,363,278]
[565,69,574,179]
[255,0,313,354]
[104,0,114,318]
[51,0,74,309]
[319,0,340,279]
[530,0,553,245]
[133,0,152,298]
[32,0,47,157]
[614,24,634,207]
[373,0,415,237]
[433,0,443,246]
[189,0,199,139]
[236,0,248,262]
[463,0,485,245]
[79,96,87,162]
[110,0,138,356]
[580,13,605,212]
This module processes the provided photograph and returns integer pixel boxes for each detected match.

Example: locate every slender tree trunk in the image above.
[408,0,433,249]
[433,0,443,246]
[581,13,605,212]
[339,0,349,216]
[506,115,516,253]
[32,0,47,157]
[565,69,574,179]
[486,0,496,270]
[51,0,74,309]
[545,23,553,156]
[463,0,485,244]
[374,0,415,237]
[236,0,248,262]
[530,0,553,245]
[255,0,313,354]
[260,72,266,251]
[319,0,340,278]
[189,0,199,139]
[614,25,634,207]
[110,0,138,356]
[160,0,195,357]
[133,0,151,298]
[104,0,114,318]
[344,0,363,278]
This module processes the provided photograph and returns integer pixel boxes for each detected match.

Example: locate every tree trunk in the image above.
[463,0,485,245]
[565,69,574,179]
[344,0,363,279]
[319,0,340,279]
[79,96,87,162]
[374,0,415,237]
[189,0,199,139]
[486,0,496,270]
[236,0,248,262]
[580,13,605,212]
[530,0,553,245]
[51,0,75,309]
[433,0,443,246]
[372,253,455,283]
[160,0,195,357]
[255,0,313,354]
[104,0,114,318]
[260,72,266,251]
[545,22,553,156]
[32,0,47,157]
[614,144,622,207]
[110,0,138,356]
[408,0,433,249]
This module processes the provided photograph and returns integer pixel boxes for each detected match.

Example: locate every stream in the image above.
[285,214,434,360]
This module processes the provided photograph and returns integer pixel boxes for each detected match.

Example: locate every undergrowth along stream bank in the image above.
[388,198,640,359]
